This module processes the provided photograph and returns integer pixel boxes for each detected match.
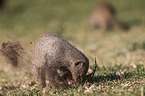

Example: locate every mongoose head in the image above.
[70,60,89,84]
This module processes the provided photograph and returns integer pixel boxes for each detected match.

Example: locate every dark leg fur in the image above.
[36,66,46,88]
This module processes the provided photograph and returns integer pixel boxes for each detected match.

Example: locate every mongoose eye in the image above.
[74,60,83,66]
[75,62,80,66]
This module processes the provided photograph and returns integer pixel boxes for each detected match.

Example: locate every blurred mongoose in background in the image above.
[32,32,89,89]
[89,2,121,31]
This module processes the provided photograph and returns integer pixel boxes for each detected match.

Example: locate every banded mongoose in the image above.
[89,2,121,30]
[32,32,89,89]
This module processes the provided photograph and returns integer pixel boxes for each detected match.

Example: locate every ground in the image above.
[0,0,144,95]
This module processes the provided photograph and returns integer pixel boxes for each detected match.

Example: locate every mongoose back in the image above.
[32,32,89,89]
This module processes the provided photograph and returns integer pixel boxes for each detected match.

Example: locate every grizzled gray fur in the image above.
[32,32,89,89]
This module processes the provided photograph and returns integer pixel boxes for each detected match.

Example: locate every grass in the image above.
[0,0,145,95]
